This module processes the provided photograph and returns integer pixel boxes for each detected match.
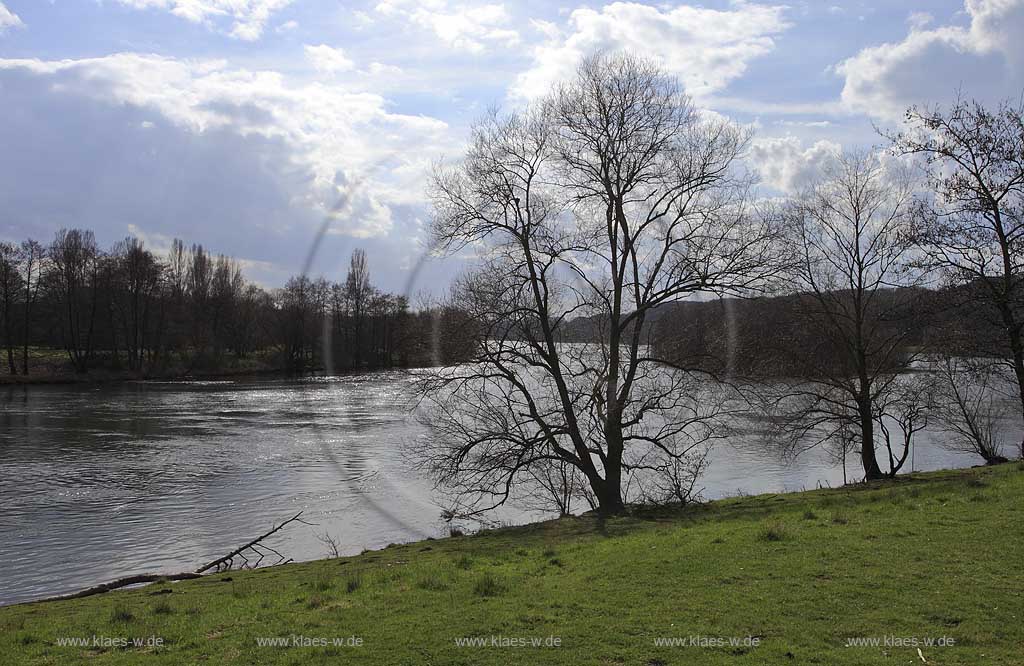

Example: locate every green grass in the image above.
[2,465,1022,665]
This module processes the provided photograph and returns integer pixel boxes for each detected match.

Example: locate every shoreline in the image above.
[4,456,1015,606]
[2,463,1021,664]
[0,366,296,386]
[0,363,420,387]
[2,460,1015,608]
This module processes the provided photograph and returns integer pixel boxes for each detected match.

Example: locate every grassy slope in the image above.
[2,465,1022,666]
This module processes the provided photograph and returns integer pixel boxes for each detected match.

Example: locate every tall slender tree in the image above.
[345,248,373,369]
[18,240,45,375]
[0,242,21,374]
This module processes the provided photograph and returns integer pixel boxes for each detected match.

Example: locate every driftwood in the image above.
[37,573,202,603]
[195,511,309,573]
[31,512,311,604]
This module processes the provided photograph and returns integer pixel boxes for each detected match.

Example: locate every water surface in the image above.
[0,372,1005,605]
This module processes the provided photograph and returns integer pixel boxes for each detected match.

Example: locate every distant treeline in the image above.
[647,283,1012,379]
[0,229,477,378]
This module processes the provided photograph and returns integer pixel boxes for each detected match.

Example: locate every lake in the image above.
[0,372,1004,605]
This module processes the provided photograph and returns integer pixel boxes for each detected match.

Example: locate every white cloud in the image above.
[706,95,846,117]
[0,2,23,33]
[513,1,789,99]
[113,0,294,40]
[366,62,403,77]
[837,0,1024,119]
[304,44,355,74]
[774,119,833,128]
[750,136,842,194]
[352,10,374,28]
[0,54,451,239]
[907,11,933,31]
[276,19,298,33]
[376,1,519,53]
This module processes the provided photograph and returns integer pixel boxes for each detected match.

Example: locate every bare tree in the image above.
[18,239,45,375]
[418,53,782,517]
[278,275,328,371]
[519,458,593,517]
[186,243,213,367]
[873,372,934,475]
[345,248,373,369]
[315,532,343,558]
[109,237,163,373]
[210,254,244,360]
[772,151,921,480]
[0,242,21,374]
[823,417,859,485]
[887,97,1024,441]
[932,356,1011,464]
[635,439,710,506]
[166,239,189,358]
[48,229,102,373]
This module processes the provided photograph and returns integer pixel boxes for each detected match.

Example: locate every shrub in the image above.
[151,600,173,615]
[758,522,787,542]
[312,572,334,592]
[416,572,449,591]
[473,572,506,597]
[109,605,135,623]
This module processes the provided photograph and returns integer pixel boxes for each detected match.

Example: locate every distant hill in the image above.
[554,283,1011,377]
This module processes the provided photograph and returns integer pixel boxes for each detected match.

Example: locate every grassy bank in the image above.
[2,465,1022,665]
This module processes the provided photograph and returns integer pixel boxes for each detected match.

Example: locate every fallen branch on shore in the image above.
[33,512,312,604]
[36,573,202,603]
[195,511,311,574]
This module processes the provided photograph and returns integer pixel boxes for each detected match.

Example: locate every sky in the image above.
[1,0,1022,295]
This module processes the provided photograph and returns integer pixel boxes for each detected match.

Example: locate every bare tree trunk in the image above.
[858,395,883,480]
[3,309,15,375]
[996,301,1024,453]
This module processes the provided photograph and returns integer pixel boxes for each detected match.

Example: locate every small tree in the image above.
[773,151,921,480]
[932,356,1011,464]
[874,373,934,475]
[635,440,710,506]
[520,459,593,517]
[824,417,858,485]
